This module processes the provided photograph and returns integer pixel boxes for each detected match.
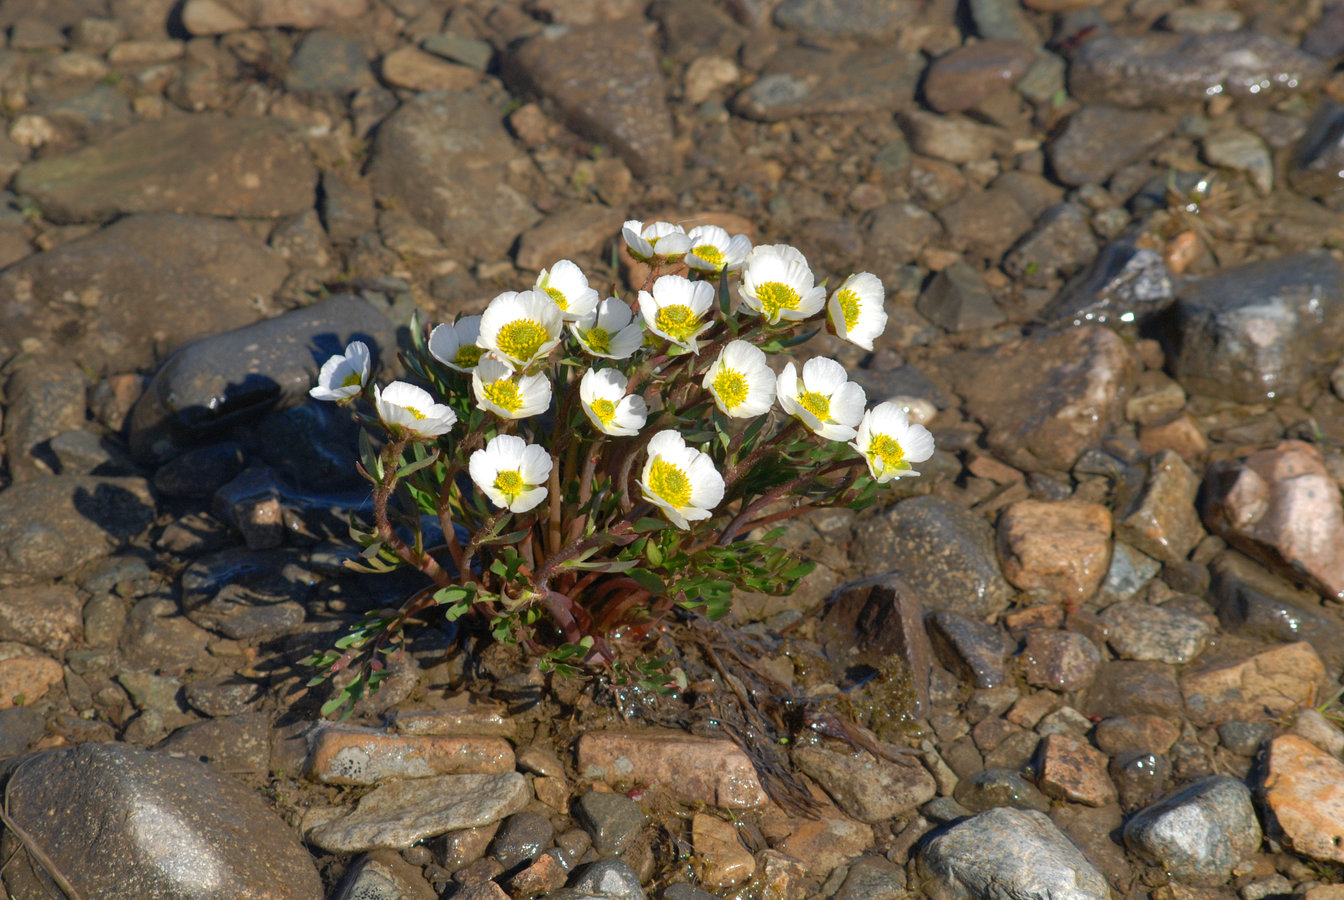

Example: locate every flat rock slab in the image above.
[791,745,936,824]
[576,731,768,808]
[306,772,529,853]
[0,476,154,586]
[1181,641,1324,727]
[14,115,316,223]
[0,213,288,373]
[1262,734,1344,864]
[996,499,1111,605]
[0,743,322,899]
[733,46,922,122]
[308,727,515,785]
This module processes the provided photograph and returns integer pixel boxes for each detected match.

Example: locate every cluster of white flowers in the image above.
[311,219,935,530]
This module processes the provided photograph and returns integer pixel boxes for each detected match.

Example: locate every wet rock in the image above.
[506,20,671,177]
[819,573,932,717]
[996,500,1111,605]
[569,858,646,899]
[576,731,768,807]
[1109,750,1171,810]
[489,811,554,870]
[422,32,494,71]
[939,326,1133,473]
[180,548,313,640]
[333,850,438,900]
[1041,240,1174,327]
[181,0,367,33]
[307,772,530,853]
[574,790,646,856]
[0,214,288,373]
[369,91,539,261]
[916,261,1005,332]
[3,360,86,481]
[154,442,246,500]
[733,46,922,122]
[967,0,1039,42]
[777,815,873,880]
[127,294,393,463]
[212,466,286,550]
[1115,450,1204,565]
[0,476,154,586]
[935,189,1032,262]
[1181,641,1324,727]
[1097,542,1162,602]
[1035,733,1116,807]
[0,743,322,898]
[1288,708,1344,757]
[923,40,1034,113]
[792,745,936,823]
[928,611,1010,689]
[918,806,1108,900]
[854,497,1014,621]
[692,812,754,888]
[15,115,315,223]
[1262,734,1344,864]
[1082,661,1184,719]
[1201,441,1344,601]
[308,726,514,785]
[1070,32,1327,108]
[1002,203,1100,288]
[284,30,374,94]
[1122,775,1261,885]
[953,769,1051,814]
[1049,106,1174,187]
[1020,631,1101,692]
[1094,715,1180,757]
[1100,600,1210,665]
[1168,252,1344,403]
[900,110,1001,165]
[772,0,914,42]
[863,201,942,267]
[1202,128,1272,194]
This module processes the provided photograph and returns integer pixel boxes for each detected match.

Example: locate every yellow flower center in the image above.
[496,319,549,362]
[590,397,617,425]
[693,244,725,268]
[453,346,484,368]
[340,372,362,388]
[648,458,693,508]
[654,304,700,342]
[494,469,524,499]
[798,390,831,421]
[756,281,801,320]
[483,378,523,412]
[584,327,612,355]
[543,286,568,310]
[869,433,907,473]
[836,288,861,332]
[712,366,749,410]
[405,405,427,420]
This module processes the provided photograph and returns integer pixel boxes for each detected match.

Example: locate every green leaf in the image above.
[634,517,671,533]
[394,450,441,481]
[627,567,665,595]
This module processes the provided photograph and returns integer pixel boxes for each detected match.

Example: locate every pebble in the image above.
[489,811,555,870]
[1115,450,1205,566]
[1042,240,1174,327]
[179,547,313,640]
[923,40,1034,113]
[1122,775,1262,884]
[1262,734,1344,864]
[733,47,922,122]
[900,110,1001,165]
[1019,630,1101,692]
[574,790,647,856]
[1002,202,1100,288]
[1049,106,1175,187]
[0,583,83,654]
[1181,641,1324,727]
[569,858,647,900]
[1100,600,1210,665]
[515,202,628,271]
[777,816,874,880]
[421,32,493,71]
[792,745,936,823]
[928,611,1010,689]
[1287,708,1344,758]
[1083,661,1184,719]
[1202,128,1273,194]
[307,727,515,785]
[333,850,438,900]
[0,643,64,709]
[181,0,368,32]
[996,500,1111,605]
[916,261,1005,332]
[819,573,933,717]
[380,46,479,92]
[1035,733,1116,807]
[159,712,272,774]
[953,768,1050,813]
[771,0,914,43]
[692,813,755,888]
[935,189,1032,262]
[575,731,768,807]
[917,806,1109,900]
[3,360,87,481]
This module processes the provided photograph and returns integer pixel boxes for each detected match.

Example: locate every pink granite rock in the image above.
[997,500,1112,605]
[576,730,768,807]
[1263,734,1344,863]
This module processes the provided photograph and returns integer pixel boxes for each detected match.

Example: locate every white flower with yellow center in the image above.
[827,272,887,351]
[471,353,552,420]
[850,402,935,482]
[468,434,552,514]
[535,260,599,322]
[622,219,691,262]
[738,243,827,324]
[579,367,648,437]
[777,357,867,441]
[685,225,752,274]
[639,430,724,530]
[638,274,714,353]
[310,340,371,401]
[428,316,485,373]
[570,297,645,360]
[477,290,563,369]
[374,381,458,439]
[703,340,775,418]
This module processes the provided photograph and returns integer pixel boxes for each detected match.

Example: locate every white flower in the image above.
[639,430,724,530]
[685,225,752,274]
[535,260,599,322]
[428,316,484,372]
[777,358,867,441]
[310,340,371,401]
[638,274,715,353]
[472,353,552,419]
[622,219,691,262]
[374,381,457,439]
[477,290,563,369]
[850,402,936,482]
[570,297,645,360]
[738,243,827,324]
[469,434,551,513]
[703,340,775,418]
[827,272,887,351]
[579,368,648,437]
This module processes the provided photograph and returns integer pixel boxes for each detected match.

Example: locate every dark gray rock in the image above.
[284,29,373,93]
[568,858,646,900]
[1100,600,1210,665]
[1113,450,1204,565]
[1109,750,1171,810]
[966,0,1039,42]
[157,711,271,774]
[574,790,646,857]
[863,201,942,267]
[1070,32,1327,108]
[153,443,247,500]
[819,573,932,717]
[733,46,922,122]
[126,294,394,463]
[1040,240,1174,327]
[369,91,539,261]
[180,548,314,640]
[119,594,216,672]
[1049,106,1174,187]
[917,806,1108,900]
[854,496,1014,620]
[0,743,322,899]
[1122,775,1261,885]
[952,769,1051,814]
[1002,203,1099,288]
[916,261,1005,332]
[0,214,288,374]
[490,811,555,870]
[2,360,86,481]
[0,706,44,758]
[935,189,1032,262]
[927,611,1009,689]
[1167,252,1344,403]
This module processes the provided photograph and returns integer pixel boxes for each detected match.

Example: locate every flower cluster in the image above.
[305,218,934,714]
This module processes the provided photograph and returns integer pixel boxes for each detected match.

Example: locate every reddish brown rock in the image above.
[923,40,1035,113]
[1117,450,1205,565]
[1263,734,1344,863]
[308,728,515,785]
[693,812,756,888]
[1139,415,1208,463]
[997,500,1112,605]
[1020,630,1102,692]
[1181,641,1324,727]
[576,730,768,807]
[1093,716,1180,756]
[1036,733,1117,807]
[1202,440,1344,601]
